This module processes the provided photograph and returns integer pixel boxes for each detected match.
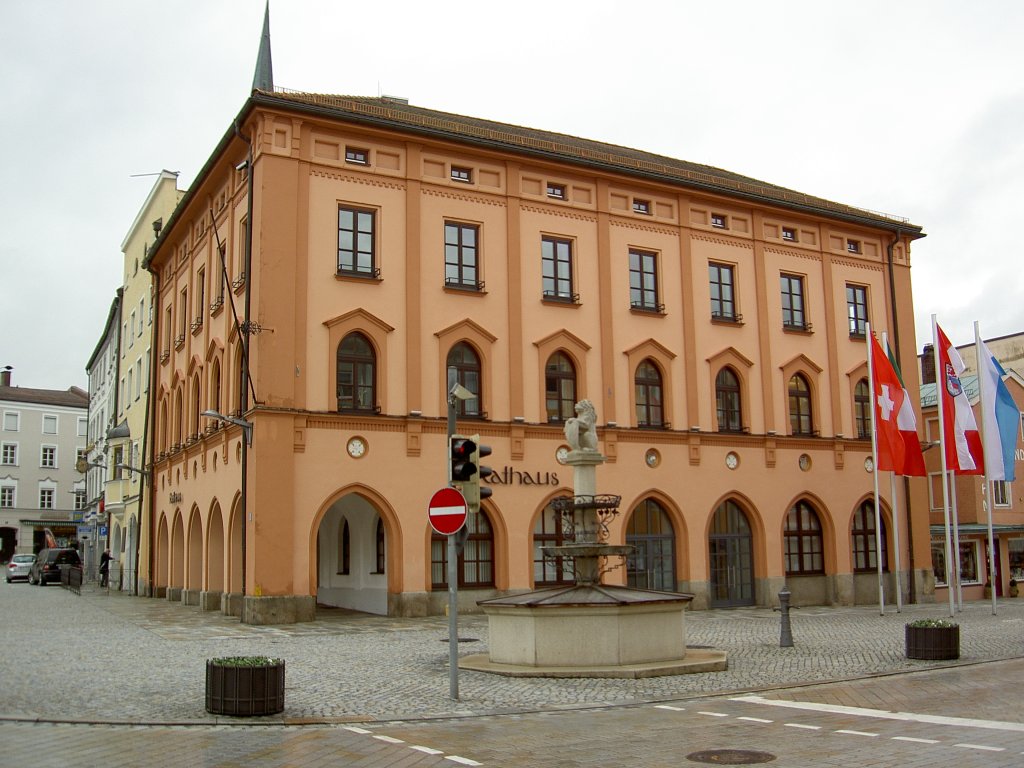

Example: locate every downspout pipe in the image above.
[142,262,159,596]
[887,228,916,604]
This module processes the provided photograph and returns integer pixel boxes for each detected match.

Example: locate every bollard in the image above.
[776,586,794,647]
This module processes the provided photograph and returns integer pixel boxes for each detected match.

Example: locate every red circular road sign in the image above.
[428,486,468,535]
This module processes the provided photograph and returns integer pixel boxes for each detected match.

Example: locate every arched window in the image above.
[533,502,580,586]
[851,501,887,573]
[337,332,377,412]
[189,375,201,437]
[635,359,664,428]
[431,509,495,588]
[338,519,350,575]
[788,374,813,435]
[709,500,755,607]
[626,499,676,590]
[854,378,870,439]
[545,352,577,423]
[374,518,385,574]
[209,360,222,415]
[173,388,183,446]
[715,367,742,432]
[785,500,824,575]
[447,342,481,417]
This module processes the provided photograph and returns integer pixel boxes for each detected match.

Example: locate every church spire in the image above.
[252,1,274,93]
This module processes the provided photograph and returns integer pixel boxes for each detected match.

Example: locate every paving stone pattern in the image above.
[1,581,1022,724]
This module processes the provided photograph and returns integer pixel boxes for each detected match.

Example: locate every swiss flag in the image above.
[871,335,926,476]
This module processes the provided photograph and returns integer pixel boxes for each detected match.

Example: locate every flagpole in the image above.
[933,315,956,618]
[883,331,903,613]
[950,470,964,611]
[867,322,885,614]
[975,320,999,615]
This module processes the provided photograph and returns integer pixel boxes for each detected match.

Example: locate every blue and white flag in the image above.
[978,339,1020,482]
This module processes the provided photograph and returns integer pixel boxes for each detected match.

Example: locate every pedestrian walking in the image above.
[99,549,111,587]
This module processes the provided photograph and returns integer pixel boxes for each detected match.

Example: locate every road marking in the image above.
[445,757,483,766]
[697,711,729,717]
[732,695,1024,733]
[953,743,1005,752]
[655,705,686,711]
[737,717,773,724]
[892,736,940,744]
[344,726,372,734]
[373,735,404,744]
[784,723,821,730]
[411,746,444,755]
[836,729,878,737]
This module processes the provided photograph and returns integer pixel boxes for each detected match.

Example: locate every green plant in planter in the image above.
[209,656,281,667]
[906,618,957,629]
[905,618,959,660]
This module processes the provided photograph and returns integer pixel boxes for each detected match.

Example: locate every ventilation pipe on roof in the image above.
[1,366,11,387]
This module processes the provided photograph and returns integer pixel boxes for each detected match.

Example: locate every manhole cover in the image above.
[686,749,776,764]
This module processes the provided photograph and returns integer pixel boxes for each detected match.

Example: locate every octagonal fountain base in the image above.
[461,584,727,678]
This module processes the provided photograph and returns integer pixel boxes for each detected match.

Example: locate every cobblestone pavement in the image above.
[1,580,1022,725]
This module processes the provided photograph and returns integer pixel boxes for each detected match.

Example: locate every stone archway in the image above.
[314,492,388,615]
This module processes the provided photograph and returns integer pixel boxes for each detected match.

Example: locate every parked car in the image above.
[27,548,82,585]
[5,554,36,583]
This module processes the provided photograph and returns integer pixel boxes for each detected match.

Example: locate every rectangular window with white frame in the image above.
[40,445,56,468]
[1,442,18,466]
[42,414,57,434]
[0,485,14,508]
[129,310,136,347]
[77,417,87,437]
[2,412,18,432]
[927,472,945,511]
[39,487,55,510]
[993,480,1011,507]
[74,488,87,510]
[931,537,982,586]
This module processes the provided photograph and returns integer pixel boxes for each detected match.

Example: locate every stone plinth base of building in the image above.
[222,592,243,618]
[388,591,429,617]
[166,587,182,602]
[242,595,316,625]
[474,585,723,677]
[182,589,201,606]
[199,590,222,611]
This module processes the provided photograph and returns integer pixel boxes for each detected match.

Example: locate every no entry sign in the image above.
[428,486,468,535]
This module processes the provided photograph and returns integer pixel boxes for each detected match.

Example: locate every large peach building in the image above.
[142,78,930,622]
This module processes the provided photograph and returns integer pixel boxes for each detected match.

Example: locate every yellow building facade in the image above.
[142,91,931,623]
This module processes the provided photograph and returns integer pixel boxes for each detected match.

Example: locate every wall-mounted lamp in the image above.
[201,409,253,446]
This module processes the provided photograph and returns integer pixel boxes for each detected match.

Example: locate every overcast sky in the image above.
[2,0,1022,390]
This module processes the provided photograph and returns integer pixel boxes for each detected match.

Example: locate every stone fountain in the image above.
[462,401,727,677]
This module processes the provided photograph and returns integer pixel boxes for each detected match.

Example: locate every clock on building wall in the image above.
[346,437,367,459]
[725,452,739,470]
[556,446,570,465]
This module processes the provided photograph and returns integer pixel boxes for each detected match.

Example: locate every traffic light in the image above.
[449,434,494,513]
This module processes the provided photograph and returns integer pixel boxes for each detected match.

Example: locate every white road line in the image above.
[655,705,686,711]
[953,743,1005,752]
[445,756,483,766]
[373,735,404,744]
[784,723,821,730]
[732,695,1024,733]
[835,729,878,737]
[892,736,940,744]
[411,746,445,755]
[697,711,729,717]
[344,726,372,734]
[737,717,773,724]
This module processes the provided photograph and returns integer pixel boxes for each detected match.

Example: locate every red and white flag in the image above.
[936,324,984,474]
[870,335,926,476]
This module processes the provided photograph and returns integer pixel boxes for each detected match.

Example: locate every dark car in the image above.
[28,548,82,585]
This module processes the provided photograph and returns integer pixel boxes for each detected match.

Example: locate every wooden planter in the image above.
[905,624,959,660]
[206,659,285,716]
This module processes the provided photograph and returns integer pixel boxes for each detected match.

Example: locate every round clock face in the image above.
[347,437,366,458]
[864,456,874,473]
[725,452,739,470]
[645,449,661,468]
[556,446,570,465]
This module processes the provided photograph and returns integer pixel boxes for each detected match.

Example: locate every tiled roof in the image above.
[0,386,89,409]
[258,90,923,234]
[919,376,980,408]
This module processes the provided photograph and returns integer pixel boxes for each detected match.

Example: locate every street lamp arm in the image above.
[200,409,253,446]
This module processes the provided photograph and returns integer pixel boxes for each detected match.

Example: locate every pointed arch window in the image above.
[852,501,887,572]
[716,367,742,432]
[635,359,664,428]
[626,499,676,590]
[337,332,377,412]
[545,352,577,423]
[431,509,495,588]
[447,342,482,418]
[788,373,813,435]
[533,502,580,586]
[785,500,824,574]
[854,378,870,439]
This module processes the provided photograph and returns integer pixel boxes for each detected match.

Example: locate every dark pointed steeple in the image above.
[252,1,274,93]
